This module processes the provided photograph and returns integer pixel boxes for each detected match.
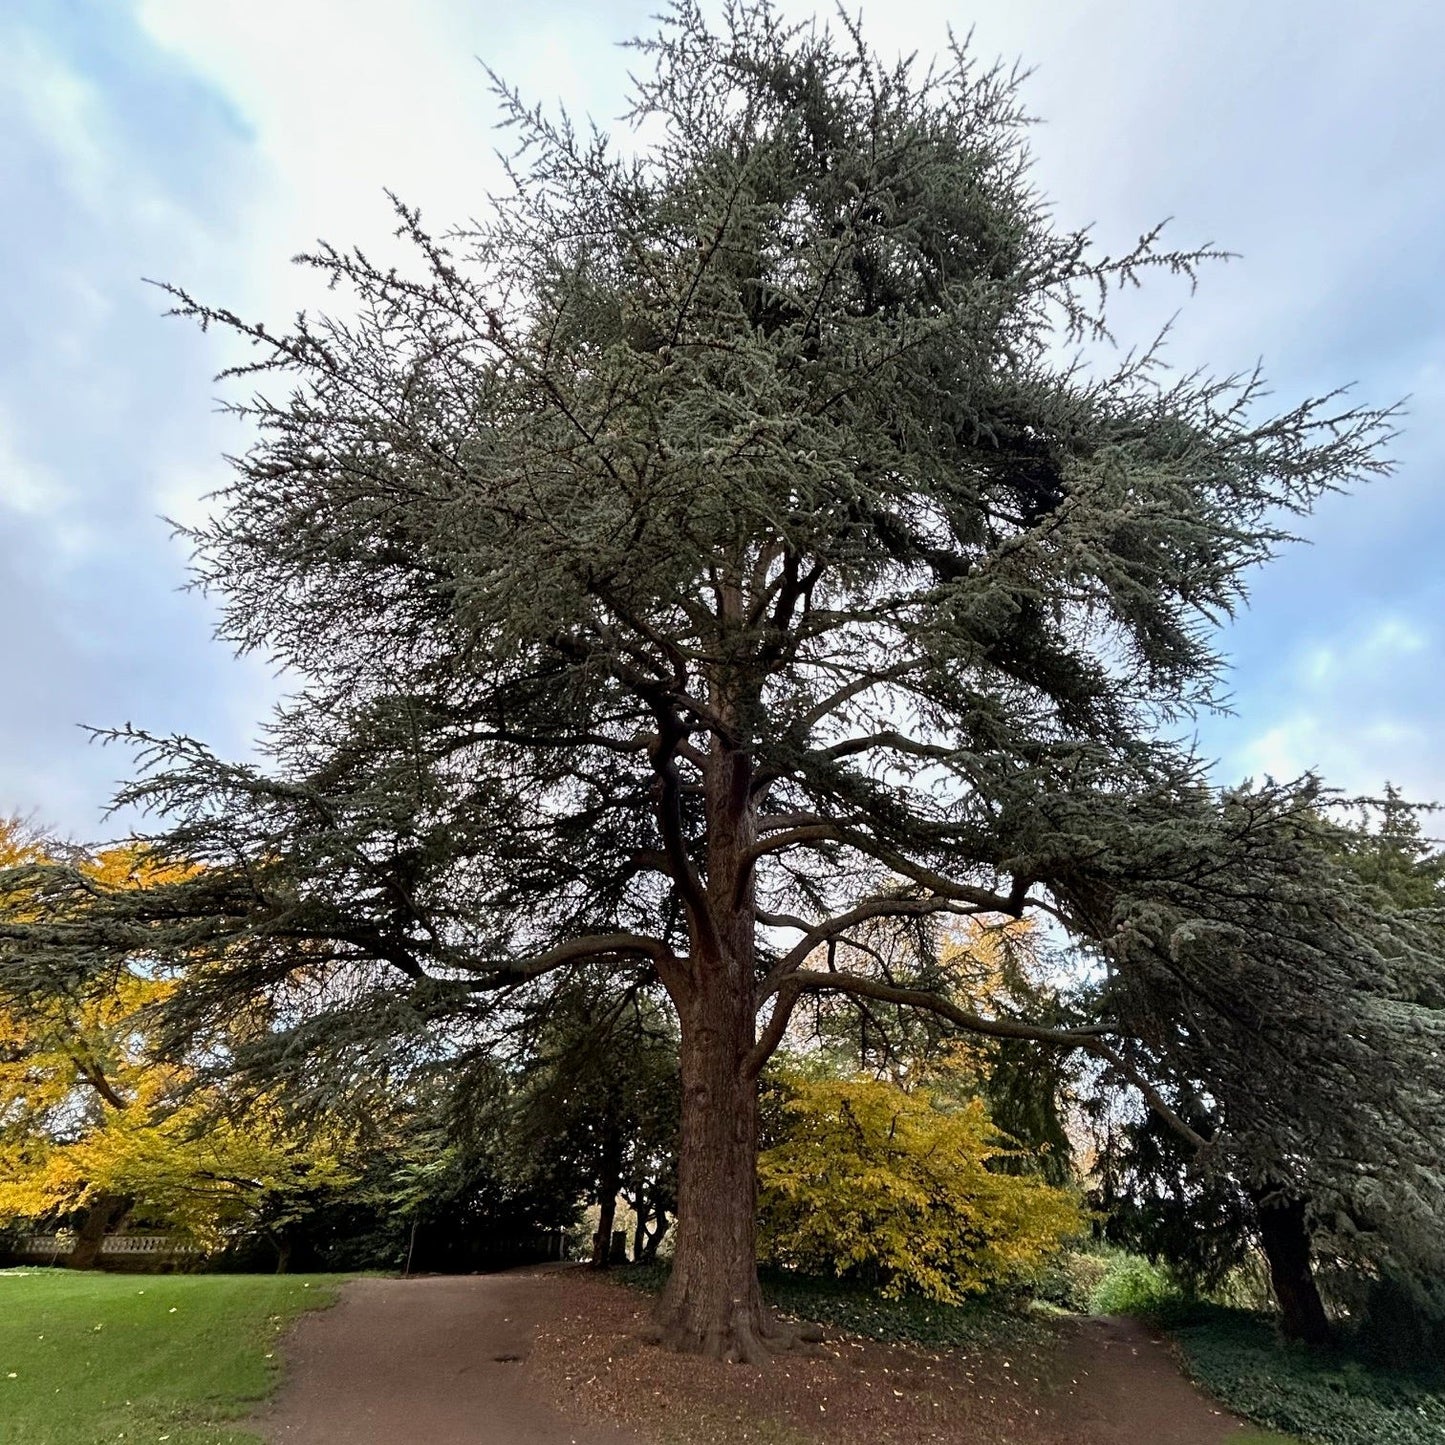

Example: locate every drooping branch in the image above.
[763,969,1209,1152]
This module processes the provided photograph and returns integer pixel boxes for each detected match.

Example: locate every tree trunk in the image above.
[591,1123,623,1269]
[1254,1192,1332,1346]
[641,1209,669,1262]
[652,990,778,1360]
[651,738,789,1361]
[631,1194,649,1264]
[66,1194,131,1270]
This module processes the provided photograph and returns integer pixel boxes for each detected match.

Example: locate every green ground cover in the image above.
[1170,1307,1445,1445]
[0,1269,344,1445]
[619,1262,1053,1354]
[759,1268,1051,1353]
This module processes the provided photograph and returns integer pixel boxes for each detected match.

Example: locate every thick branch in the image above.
[468,931,681,990]
[649,708,717,966]
[774,970,1112,1047]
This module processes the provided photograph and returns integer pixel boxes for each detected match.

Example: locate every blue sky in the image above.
[3,0,1443,841]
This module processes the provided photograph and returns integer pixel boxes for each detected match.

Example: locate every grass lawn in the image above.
[0,1268,346,1445]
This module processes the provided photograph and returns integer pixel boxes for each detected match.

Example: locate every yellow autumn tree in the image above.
[0,820,351,1265]
[758,1075,1084,1303]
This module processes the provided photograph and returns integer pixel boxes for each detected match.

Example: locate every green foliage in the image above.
[757,1075,1082,1302]
[1091,789,1445,1342]
[1086,1252,1190,1319]
[1091,1101,1258,1294]
[1033,1248,1114,1313]
[0,1270,341,1445]
[1172,1308,1445,1445]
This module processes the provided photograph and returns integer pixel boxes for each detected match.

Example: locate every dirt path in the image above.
[526,1270,1258,1445]
[254,1271,645,1445]
[1046,1314,1251,1444]
[258,1269,1255,1445]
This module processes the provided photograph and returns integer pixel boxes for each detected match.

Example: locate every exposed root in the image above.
[647,1298,808,1364]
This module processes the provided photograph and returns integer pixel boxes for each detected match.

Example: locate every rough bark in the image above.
[652,996,783,1360]
[1254,1192,1333,1346]
[651,738,789,1361]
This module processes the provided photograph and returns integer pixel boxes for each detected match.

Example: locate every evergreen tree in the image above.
[4,3,1435,1362]
[1091,789,1445,1345]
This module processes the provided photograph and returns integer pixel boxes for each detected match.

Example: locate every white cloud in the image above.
[0,28,111,214]
[131,0,650,328]
[0,409,61,517]
[0,407,96,557]
[1223,613,1442,801]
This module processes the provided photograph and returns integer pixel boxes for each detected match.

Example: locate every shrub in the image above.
[757,1076,1083,1303]
[1087,1252,1190,1318]
[1036,1249,1115,1313]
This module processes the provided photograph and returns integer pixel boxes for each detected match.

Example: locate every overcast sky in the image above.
[3,0,1443,841]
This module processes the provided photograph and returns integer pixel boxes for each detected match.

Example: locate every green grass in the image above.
[0,1268,346,1445]
[1171,1306,1445,1445]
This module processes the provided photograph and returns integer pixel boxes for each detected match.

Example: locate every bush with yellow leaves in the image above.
[758,1075,1083,1302]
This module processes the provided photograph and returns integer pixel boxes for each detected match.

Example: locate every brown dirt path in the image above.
[253,1270,647,1445]
[257,1268,1259,1445]
[527,1269,1260,1445]
[1046,1314,1253,1444]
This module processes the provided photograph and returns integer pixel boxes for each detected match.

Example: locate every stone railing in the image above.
[9,1233,201,1257]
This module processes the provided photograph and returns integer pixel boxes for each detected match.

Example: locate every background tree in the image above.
[1090,788,1445,1347]
[2,2,1431,1364]
[463,974,680,1267]
[782,917,1076,1184]
[0,824,354,1267]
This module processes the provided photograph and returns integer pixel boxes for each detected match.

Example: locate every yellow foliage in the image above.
[0,820,350,1245]
[758,1075,1084,1303]
[0,1093,353,1248]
